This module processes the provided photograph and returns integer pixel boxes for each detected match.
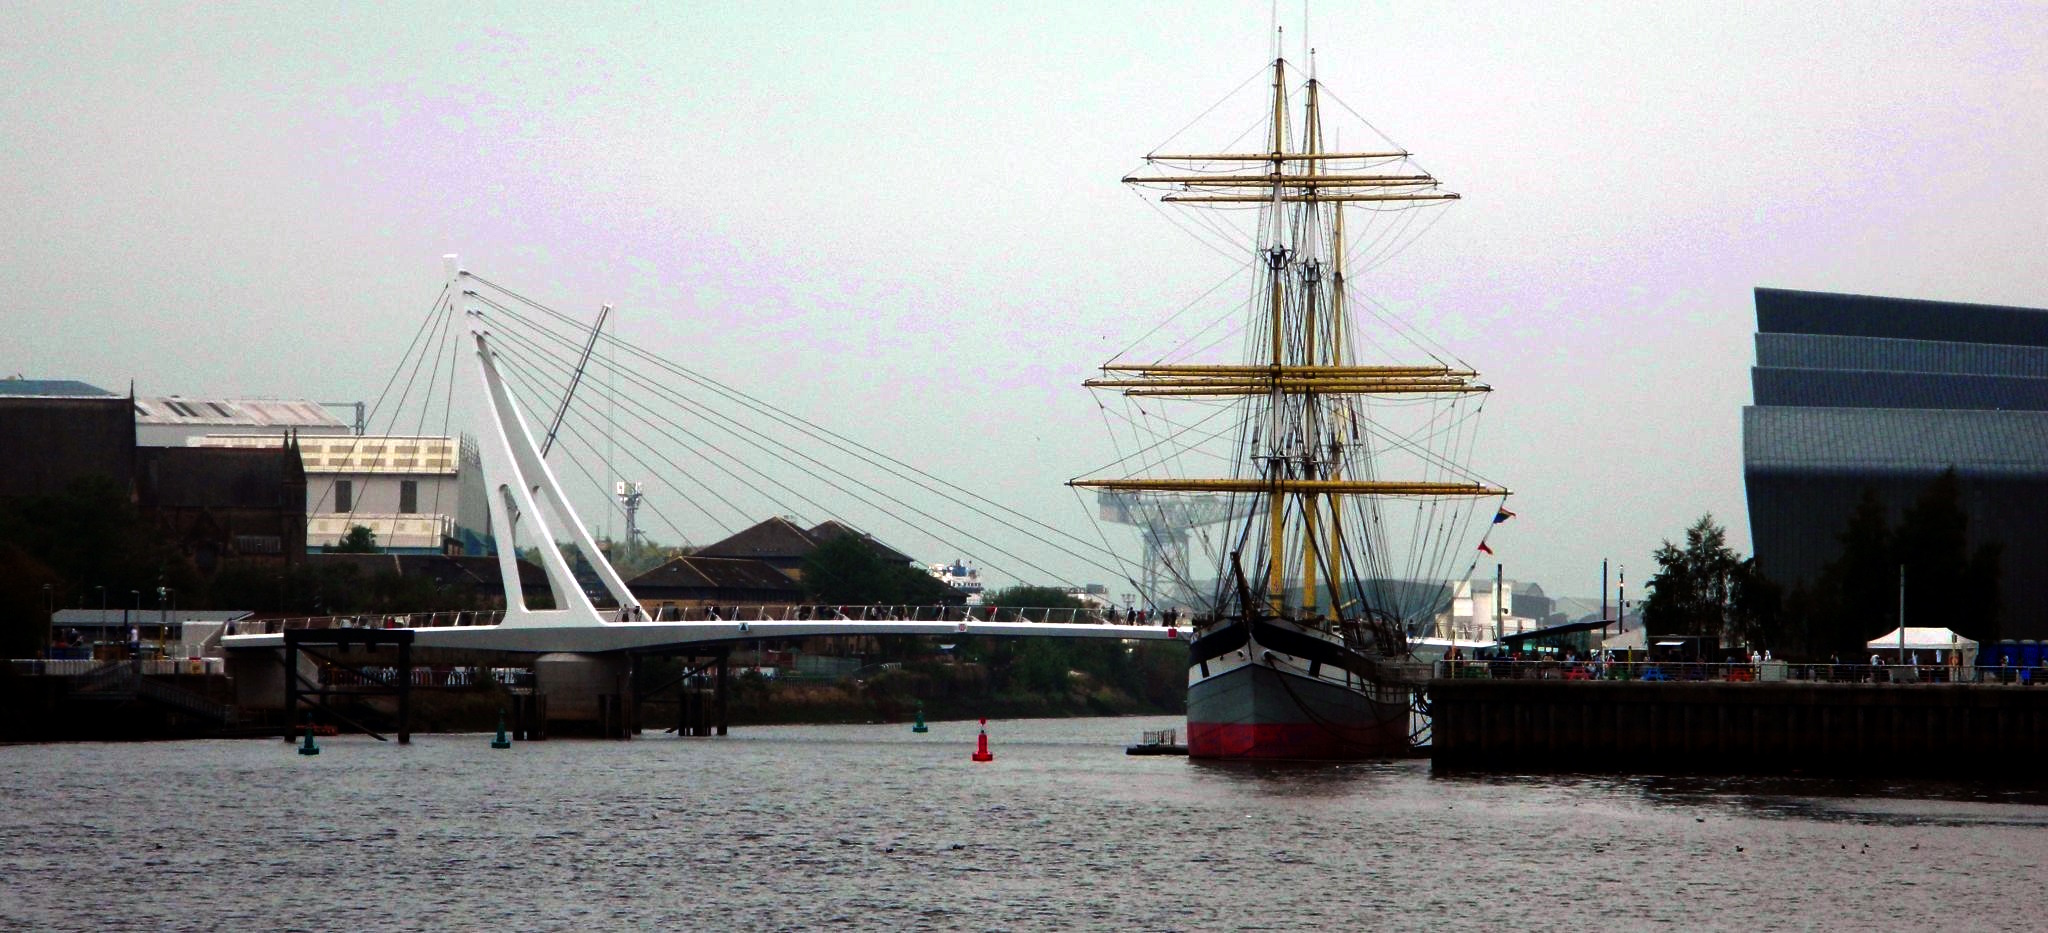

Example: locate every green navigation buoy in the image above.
[491,711,513,749]
[911,702,929,734]
[297,715,320,756]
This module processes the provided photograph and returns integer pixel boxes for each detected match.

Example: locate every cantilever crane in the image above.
[1096,491,1235,610]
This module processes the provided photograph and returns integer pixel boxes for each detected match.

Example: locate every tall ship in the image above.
[1071,49,1509,759]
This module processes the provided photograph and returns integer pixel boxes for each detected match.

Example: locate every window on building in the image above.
[334,480,352,513]
[400,480,418,514]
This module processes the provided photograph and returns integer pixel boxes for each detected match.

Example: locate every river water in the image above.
[3,715,2044,931]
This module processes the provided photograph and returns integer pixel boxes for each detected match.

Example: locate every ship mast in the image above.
[1074,54,1506,626]
[1264,55,1288,611]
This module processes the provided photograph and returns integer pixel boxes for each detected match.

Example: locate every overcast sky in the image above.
[4,2,2045,601]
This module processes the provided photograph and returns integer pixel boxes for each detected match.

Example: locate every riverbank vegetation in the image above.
[1645,469,2003,659]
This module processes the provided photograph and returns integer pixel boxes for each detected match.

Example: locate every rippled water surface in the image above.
[4,716,2046,931]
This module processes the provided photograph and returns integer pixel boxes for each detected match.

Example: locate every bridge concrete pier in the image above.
[226,649,318,712]
[533,652,634,739]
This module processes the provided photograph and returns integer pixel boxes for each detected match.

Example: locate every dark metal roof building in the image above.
[626,555,802,607]
[0,393,136,500]
[0,378,113,397]
[1743,288,2048,639]
[696,516,916,579]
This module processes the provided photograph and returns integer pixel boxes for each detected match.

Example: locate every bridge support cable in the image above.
[481,323,1096,591]
[484,324,826,526]
[468,294,1123,589]
[489,336,746,534]
[332,289,469,545]
[312,285,455,539]
[492,355,698,545]
[474,293,1121,575]
[461,274,1137,569]
[491,335,994,603]
[484,302,1051,606]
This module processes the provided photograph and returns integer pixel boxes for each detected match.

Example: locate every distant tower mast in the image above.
[614,481,644,552]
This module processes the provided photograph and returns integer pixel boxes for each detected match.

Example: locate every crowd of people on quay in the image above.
[1436,643,2048,685]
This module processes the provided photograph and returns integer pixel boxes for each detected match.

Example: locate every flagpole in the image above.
[1601,558,1609,627]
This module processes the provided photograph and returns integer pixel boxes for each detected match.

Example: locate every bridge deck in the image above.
[220,605,1185,654]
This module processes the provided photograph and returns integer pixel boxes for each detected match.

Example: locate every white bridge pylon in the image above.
[460,260,645,629]
[222,257,1182,654]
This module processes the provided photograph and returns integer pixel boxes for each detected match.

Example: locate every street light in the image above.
[42,584,53,657]
[157,586,173,658]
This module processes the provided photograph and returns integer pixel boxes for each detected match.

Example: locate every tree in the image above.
[1643,514,1752,646]
[1894,469,2002,644]
[1727,557,1784,652]
[1802,488,1894,658]
[984,585,1086,610]
[331,525,379,553]
[800,535,961,606]
[1790,471,2005,658]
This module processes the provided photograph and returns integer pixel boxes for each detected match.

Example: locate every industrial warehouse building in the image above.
[1743,287,2048,641]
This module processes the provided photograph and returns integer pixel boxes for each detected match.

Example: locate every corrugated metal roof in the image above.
[1756,288,2048,347]
[1753,368,2048,411]
[1743,406,2048,477]
[0,378,112,397]
[1755,333,2048,378]
[133,395,347,429]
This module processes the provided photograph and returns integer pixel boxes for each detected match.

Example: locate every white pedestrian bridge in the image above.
[220,603,1185,654]
[224,264,1186,659]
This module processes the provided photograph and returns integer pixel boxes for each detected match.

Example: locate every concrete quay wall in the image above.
[1428,679,2048,776]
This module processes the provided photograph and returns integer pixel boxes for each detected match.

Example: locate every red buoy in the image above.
[972,717,994,762]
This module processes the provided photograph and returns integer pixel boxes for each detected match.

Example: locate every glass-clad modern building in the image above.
[1743,287,2048,640]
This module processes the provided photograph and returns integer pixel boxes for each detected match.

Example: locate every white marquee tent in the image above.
[1865,626,1977,664]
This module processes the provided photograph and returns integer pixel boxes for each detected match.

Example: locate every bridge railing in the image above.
[226,611,508,636]
[1434,659,2044,685]
[222,605,1177,636]
[320,665,534,688]
[639,604,1182,626]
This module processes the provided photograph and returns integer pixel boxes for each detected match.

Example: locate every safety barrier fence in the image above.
[1434,659,2048,685]
[223,604,1186,636]
[319,666,534,688]
[7,658,226,677]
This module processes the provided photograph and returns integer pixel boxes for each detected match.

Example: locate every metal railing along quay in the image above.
[223,604,1186,636]
[319,665,535,688]
[1434,659,2048,685]
[8,658,230,677]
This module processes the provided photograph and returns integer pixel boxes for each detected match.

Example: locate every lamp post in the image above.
[128,590,140,660]
[157,586,174,658]
[1493,563,1504,644]
[94,585,106,650]
[42,584,53,658]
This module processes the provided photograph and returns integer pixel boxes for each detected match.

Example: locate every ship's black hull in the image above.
[1186,619,1412,759]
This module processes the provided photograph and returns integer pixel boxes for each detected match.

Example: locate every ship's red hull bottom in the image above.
[1186,720,1406,760]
